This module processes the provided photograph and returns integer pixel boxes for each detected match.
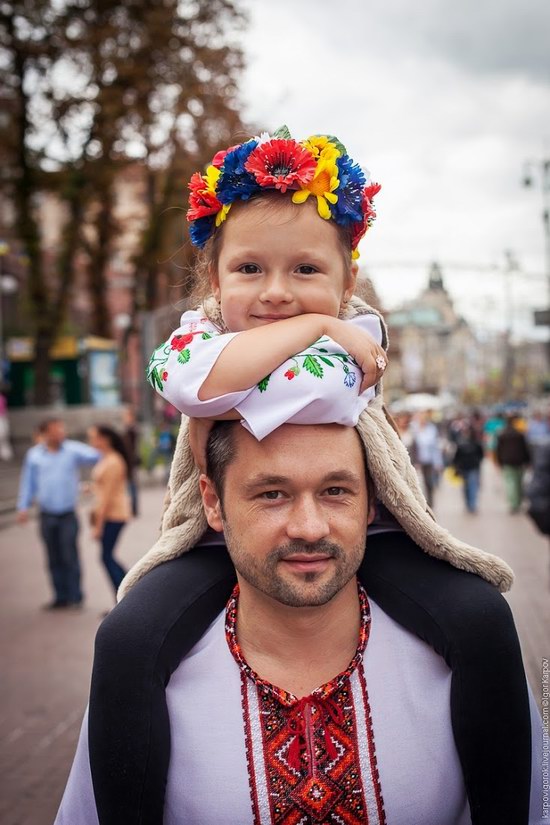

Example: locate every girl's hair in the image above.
[187,192,354,309]
[95,425,132,479]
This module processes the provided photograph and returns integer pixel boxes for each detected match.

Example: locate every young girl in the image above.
[89,130,531,825]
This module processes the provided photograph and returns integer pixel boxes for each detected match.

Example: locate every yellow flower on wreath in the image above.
[302,135,339,159]
[203,165,231,227]
[292,146,340,220]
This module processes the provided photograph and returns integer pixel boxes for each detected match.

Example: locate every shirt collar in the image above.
[225,579,371,707]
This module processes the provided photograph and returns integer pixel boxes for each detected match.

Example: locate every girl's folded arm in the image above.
[198,313,385,400]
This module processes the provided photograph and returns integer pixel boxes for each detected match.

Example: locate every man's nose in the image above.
[259,273,293,304]
[285,496,330,544]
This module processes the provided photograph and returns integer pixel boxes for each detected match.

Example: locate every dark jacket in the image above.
[453,438,484,474]
[495,427,530,467]
[526,442,550,536]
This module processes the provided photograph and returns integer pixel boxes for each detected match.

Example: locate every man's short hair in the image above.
[40,417,63,432]
[205,421,237,500]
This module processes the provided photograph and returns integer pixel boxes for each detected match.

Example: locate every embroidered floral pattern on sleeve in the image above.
[147,328,360,397]
[256,338,359,393]
[225,582,387,825]
[146,326,213,392]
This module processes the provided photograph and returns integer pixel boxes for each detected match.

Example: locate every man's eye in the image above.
[239,263,261,275]
[325,487,346,496]
[295,265,318,275]
[261,490,283,500]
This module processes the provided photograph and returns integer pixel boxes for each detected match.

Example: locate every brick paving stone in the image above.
[1,461,549,824]
[1,484,166,825]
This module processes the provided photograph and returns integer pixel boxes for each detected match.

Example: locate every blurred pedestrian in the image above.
[526,410,550,447]
[394,412,416,460]
[151,422,176,481]
[483,413,505,463]
[410,410,443,508]
[495,416,531,514]
[452,424,484,514]
[16,418,99,609]
[0,390,13,461]
[88,425,131,597]
[122,407,140,517]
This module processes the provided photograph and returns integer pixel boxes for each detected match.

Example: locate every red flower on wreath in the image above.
[171,333,194,351]
[162,371,168,381]
[245,139,316,193]
[284,369,296,380]
[187,172,223,221]
[350,183,381,250]
[211,144,240,169]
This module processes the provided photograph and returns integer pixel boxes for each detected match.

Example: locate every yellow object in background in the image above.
[444,466,463,486]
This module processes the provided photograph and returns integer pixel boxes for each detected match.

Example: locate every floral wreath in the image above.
[187,125,381,259]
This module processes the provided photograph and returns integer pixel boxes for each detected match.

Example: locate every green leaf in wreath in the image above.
[303,355,324,378]
[318,356,335,367]
[201,332,212,340]
[324,134,347,155]
[273,124,292,140]
[257,374,270,392]
[178,348,191,364]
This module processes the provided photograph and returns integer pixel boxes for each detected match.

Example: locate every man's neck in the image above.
[45,441,62,452]
[235,578,361,698]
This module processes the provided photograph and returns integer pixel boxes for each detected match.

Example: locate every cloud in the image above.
[238,0,550,336]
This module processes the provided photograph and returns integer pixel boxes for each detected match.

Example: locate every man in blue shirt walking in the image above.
[17,418,100,609]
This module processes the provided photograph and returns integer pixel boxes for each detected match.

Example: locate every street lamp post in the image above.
[522,157,550,374]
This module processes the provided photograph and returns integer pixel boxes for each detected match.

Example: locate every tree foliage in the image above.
[0,0,247,403]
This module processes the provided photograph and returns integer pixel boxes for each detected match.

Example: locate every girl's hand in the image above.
[326,318,387,392]
[189,418,215,473]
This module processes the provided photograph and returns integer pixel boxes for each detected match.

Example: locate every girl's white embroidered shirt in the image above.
[147,310,382,440]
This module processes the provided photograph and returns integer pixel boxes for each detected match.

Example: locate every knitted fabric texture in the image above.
[118,297,513,600]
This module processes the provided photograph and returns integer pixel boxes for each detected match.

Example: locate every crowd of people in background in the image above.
[12,401,550,613]
[393,404,550,530]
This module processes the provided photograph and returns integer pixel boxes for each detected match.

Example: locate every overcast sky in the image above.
[238,0,550,340]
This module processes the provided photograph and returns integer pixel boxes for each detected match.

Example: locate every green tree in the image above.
[0,0,246,404]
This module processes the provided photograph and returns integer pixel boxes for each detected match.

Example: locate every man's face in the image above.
[45,420,66,448]
[200,424,374,608]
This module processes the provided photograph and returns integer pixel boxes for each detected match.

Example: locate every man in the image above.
[495,415,531,514]
[55,422,543,823]
[17,418,99,609]
[410,410,443,508]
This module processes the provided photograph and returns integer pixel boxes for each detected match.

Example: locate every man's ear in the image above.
[200,473,223,532]
[367,496,376,527]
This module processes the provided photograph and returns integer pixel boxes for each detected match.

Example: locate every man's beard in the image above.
[223,526,365,608]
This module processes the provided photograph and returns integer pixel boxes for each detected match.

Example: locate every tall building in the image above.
[384,263,481,401]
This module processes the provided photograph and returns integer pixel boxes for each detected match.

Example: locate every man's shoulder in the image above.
[25,443,45,463]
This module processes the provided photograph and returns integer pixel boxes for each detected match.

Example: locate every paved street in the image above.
[1,462,549,825]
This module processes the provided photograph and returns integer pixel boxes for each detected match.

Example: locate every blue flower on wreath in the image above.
[189,214,216,248]
[216,140,261,204]
[331,155,366,226]
[344,371,357,388]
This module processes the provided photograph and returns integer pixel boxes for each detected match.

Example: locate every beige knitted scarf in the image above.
[118,296,513,599]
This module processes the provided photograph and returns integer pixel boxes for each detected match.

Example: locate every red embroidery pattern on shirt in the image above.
[226,582,386,825]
